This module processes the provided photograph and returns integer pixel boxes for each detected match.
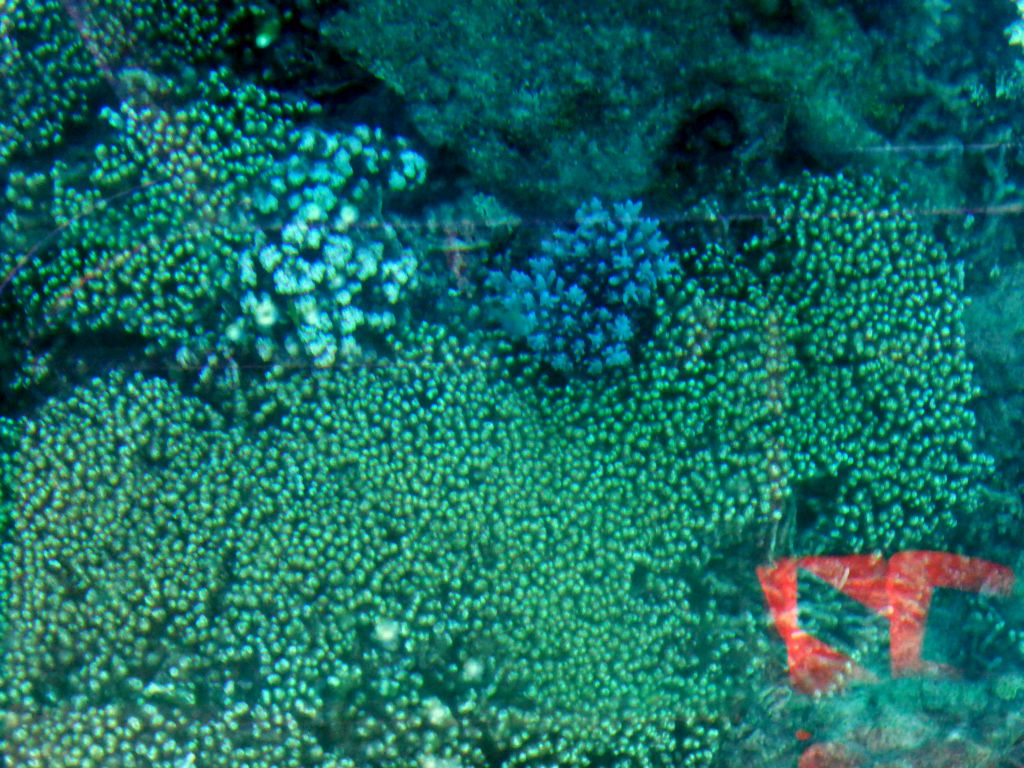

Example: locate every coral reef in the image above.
[0,0,232,165]
[691,173,987,552]
[2,69,308,354]
[1,168,993,765]
[1,1,1022,766]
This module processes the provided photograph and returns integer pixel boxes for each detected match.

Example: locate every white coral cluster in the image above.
[1007,0,1024,48]
[235,126,426,367]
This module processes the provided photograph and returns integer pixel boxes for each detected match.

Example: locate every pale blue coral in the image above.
[235,125,426,367]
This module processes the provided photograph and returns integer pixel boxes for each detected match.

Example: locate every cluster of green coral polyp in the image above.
[2,332,769,767]
[2,69,429,379]
[690,174,985,554]
[0,0,231,165]
[6,70,305,346]
[1,173,988,766]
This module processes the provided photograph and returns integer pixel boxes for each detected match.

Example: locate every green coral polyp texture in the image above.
[0,0,230,164]
[3,71,428,371]
[0,2,1012,763]
[2,338,763,766]
[0,172,989,766]
[692,174,985,553]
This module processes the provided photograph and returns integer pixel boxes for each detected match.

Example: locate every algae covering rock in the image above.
[324,0,707,209]
[322,0,999,212]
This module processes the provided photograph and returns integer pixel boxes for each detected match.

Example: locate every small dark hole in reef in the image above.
[675,107,741,154]
[629,562,651,598]
[793,473,844,534]
[660,106,742,188]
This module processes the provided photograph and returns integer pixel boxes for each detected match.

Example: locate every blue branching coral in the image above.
[488,199,674,374]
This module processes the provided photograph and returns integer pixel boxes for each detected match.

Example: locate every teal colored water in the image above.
[2,1,1024,766]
